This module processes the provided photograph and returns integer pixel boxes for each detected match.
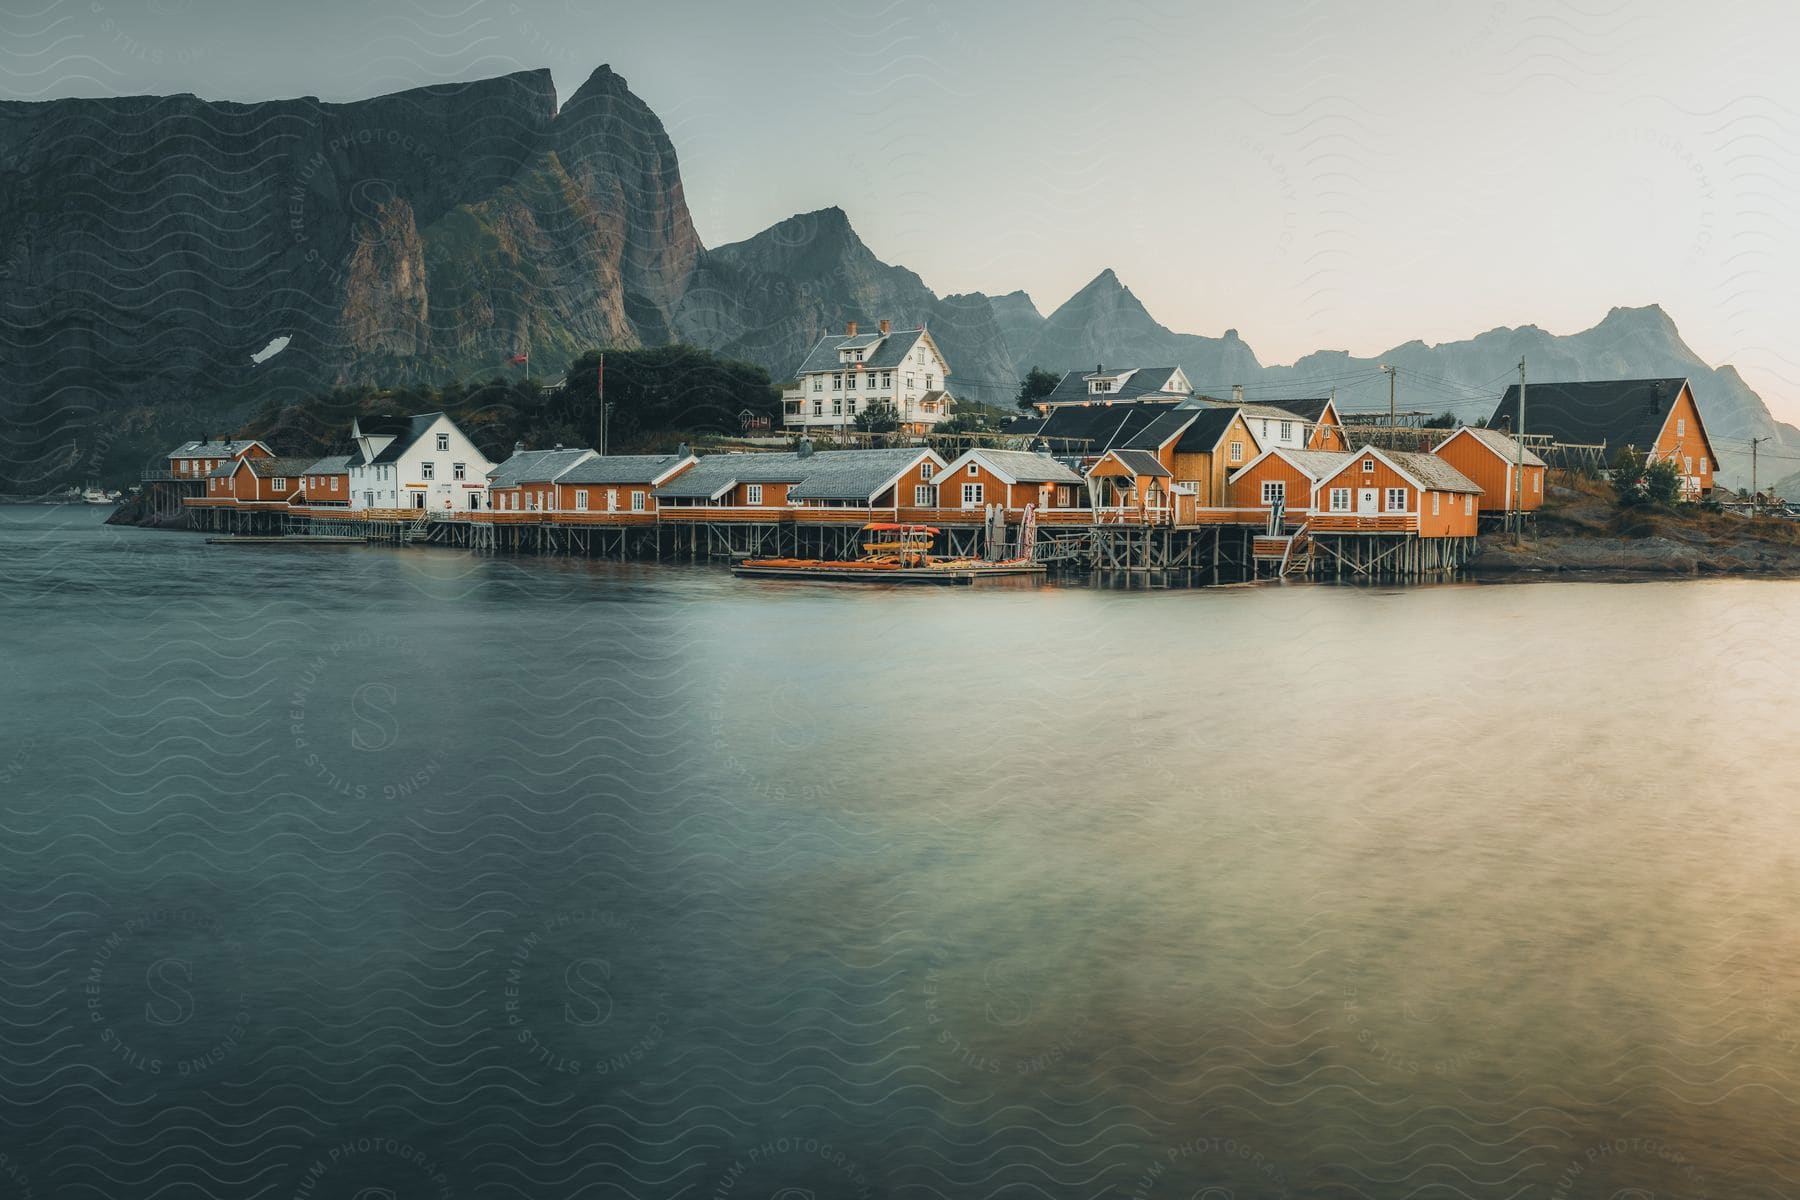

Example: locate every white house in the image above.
[1235,404,1316,454]
[345,412,496,513]
[785,320,955,435]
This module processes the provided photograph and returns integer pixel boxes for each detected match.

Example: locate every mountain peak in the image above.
[567,63,626,102]
[1599,303,1678,335]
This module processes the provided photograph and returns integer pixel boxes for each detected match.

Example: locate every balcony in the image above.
[1308,512,1418,533]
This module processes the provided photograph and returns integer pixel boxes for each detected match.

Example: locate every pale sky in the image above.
[10,0,1800,417]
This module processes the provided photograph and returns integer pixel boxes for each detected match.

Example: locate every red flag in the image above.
[507,353,528,365]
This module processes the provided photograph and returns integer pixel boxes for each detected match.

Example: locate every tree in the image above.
[1611,449,1685,508]
[1016,366,1061,410]
[854,402,898,433]
[1422,411,1459,429]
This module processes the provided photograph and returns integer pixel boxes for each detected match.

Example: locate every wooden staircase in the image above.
[1251,521,1312,578]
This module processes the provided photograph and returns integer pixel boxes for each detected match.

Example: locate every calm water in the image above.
[5,506,1800,1199]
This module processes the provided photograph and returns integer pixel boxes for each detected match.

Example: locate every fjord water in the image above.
[6,506,1800,1198]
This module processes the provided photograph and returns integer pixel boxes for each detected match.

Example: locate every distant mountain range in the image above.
[3,63,1794,492]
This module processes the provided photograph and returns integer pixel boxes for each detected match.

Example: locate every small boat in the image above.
[82,488,116,505]
[734,523,1045,585]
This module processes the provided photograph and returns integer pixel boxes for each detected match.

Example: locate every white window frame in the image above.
[1363,459,1375,473]
[745,484,764,505]
[575,490,589,511]
[914,484,935,507]
[1464,494,1473,515]
[1699,457,1708,474]
[436,433,449,451]
[1261,480,1285,506]
[272,477,286,490]
[1279,420,1292,441]
[631,491,646,512]
[1677,418,1686,436]
[961,482,983,508]
[967,463,979,476]
[920,462,934,480]
[421,461,435,480]
[1229,441,1243,463]
[1431,492,1440,515]
[1329,487,1350,512]
[813,377,823,392]
[1385,487,1408,512]
[453,462,466,480]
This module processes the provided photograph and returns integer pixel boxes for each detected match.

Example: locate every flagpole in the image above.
[598,353,606,457]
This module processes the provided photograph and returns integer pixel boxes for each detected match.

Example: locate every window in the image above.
[453,463,465,480]
[813,378,822,392]
[422,462,435,480]
[575,490,588,511]
[833,375,842,390]
[1700,457,1708,474]
[1362,459,1375,473]
[1261,480,1285,506]
[272,477,286,490]
[1464,495,1473,515]
[961,482,983,507]
[882,372,892,388]
[1431,492,1440,515]
[1330,488,1351,512]
[436,433,449,451]
[1534,474,1541,493]
[1229,440,1243,463]
[631,491,645,512]
[926,375,934,390]
[914,484,935,507]
[1280,421,1292,441]
[920,462,934,480]
[813,400,823,416]
[745,484,764,504]
[854,351,863,361]
[848,398,858,414]
[1684,456,1693,474]
[1677,418,1686,436]
[907,374,915,389]
[832,399,842,415]
[332,477,339,491]
[865,373,875,389]
[967,463,979,476]
[1385,487,1407,511]
[1261,420,1269,439]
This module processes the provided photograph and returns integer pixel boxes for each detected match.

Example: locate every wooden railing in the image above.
[1308,512,1417,533]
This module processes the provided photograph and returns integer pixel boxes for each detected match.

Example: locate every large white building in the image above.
[784,320,955,435]
[345,412,496,512]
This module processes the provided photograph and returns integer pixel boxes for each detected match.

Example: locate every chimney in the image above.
[1095,364,1103,375]
[677,442,691,458]
[846,321,857,337]
[1231,384,1244,404]
[797,437,815,459]
[879,319,891,335]
[552,443,563,451]
[513,440,525,456]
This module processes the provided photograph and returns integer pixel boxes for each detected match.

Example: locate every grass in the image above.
[1539,470,1800,546]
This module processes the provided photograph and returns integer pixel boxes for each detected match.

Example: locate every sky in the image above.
[8,0,1800,416]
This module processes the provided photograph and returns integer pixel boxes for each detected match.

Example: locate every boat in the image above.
[733,523,1045,584]
[82,487,117,505]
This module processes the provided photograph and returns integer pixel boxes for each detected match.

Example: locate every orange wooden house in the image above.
[1164,407,1260,506]
[1086,448,1189,523]
[200,455,321,506]
[1432,426,1547,514]
[1490,377,1717,497]
[486,447,597,513]
[1309,447,1481,536]
[1227,447,1356,522]
[295,455,352,506]
[553,453,696,519]
[931,449,1087,515]
[166,437,272,481]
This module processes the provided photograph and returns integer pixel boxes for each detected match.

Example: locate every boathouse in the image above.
[553,453,697,520]
[1432,426,1547,514]
[1227,447,1355,522]
[788,448,949,513]
[164,437,272,480]
[1310,447,1481,536]
[1167,407,1258,506]
[933,448,1086,514]
[487,447,597,514]
[1490,378,1716,496]
[296,455,351,507]
[1087,449,1182,522]
[652,452,812,510]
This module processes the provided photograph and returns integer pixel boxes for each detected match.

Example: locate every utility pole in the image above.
[1380,365,1396,448]
[1752,435,1770,512]
[1514,356,1526,544]
[597,353,607,457]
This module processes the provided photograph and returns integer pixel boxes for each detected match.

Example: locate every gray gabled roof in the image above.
[1377,449,1483,494]
[1235,448,1356,483]
[787,449,939,501]
[953,449,1085,485]
[653,452,812,500]
[557,454,693,487]
[1100,448,1173,478]
[1041,366,1188,405]
[168,438,269,459]
[794,327,930,376]
[487,448,595,488]
[246,456,322,479]
[347,413,452,467]
[1438,426,1547,468]
[1254,398,1334,423]
[302,455,352,475]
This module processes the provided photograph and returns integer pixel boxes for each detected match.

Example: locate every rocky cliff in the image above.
[4,63,1793,493]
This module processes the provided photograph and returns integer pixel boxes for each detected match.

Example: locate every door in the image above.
[411,492,425,510]
[1357,488,1378,515]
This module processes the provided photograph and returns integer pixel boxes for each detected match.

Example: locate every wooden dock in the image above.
[732,562,1045,584]
[205,535,368,545]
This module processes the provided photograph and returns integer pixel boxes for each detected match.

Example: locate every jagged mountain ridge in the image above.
[1,62,1792,492]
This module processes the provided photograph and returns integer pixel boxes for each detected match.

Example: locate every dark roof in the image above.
[347,413,445,467]
[1040,366,1188,405]
[246,456,321,478]
[1101,448,1173,478]
[168,438,269,458]
[487,448,595,487]
[1172,407,1243,454]
[1255,398,1333,422]
[558,454,693,486]
[1003,400,1189,453]
[1120,408,1201,451]
[793,328,930,376]
[1490,379,1692,452]
[787,449,939,501]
